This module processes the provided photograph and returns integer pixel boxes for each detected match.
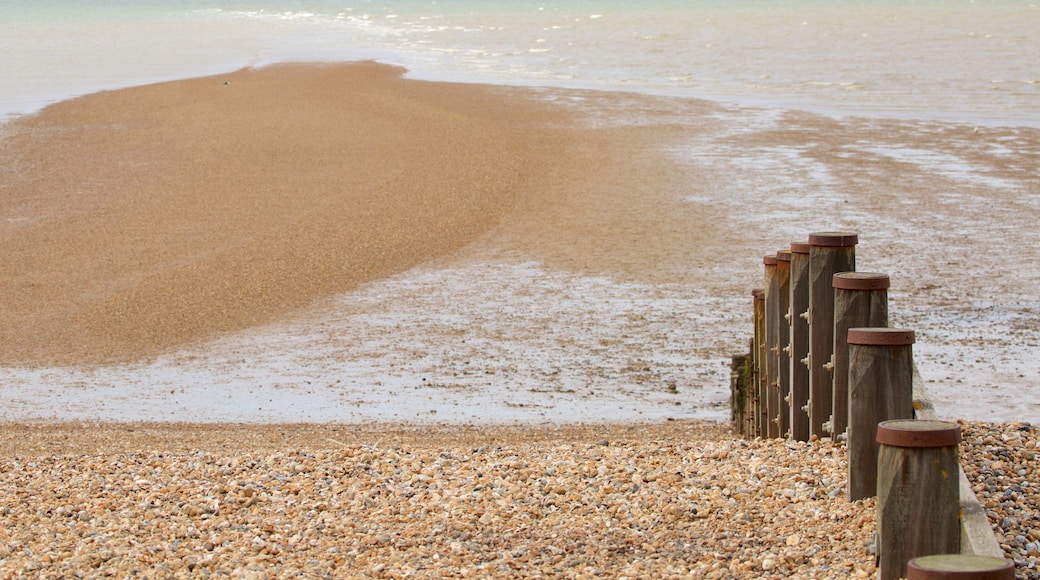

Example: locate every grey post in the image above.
[763,255,780,438]
[730,353,751,436]
[807,232,857,439]
[752,289,766,437]
[830,272,889,442]
[876,420,962,580]
[847,328,915,500]
[775,250,792,439]
[788,242,811,441]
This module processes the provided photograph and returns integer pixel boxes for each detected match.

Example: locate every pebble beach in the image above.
[0,421,876,578]
[0,421,1036,578]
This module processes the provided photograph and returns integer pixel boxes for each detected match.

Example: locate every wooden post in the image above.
[807,232,857,439]
[746,338,755,435]
[831,272,889,442]
[730,353,751,436]
[764,256,780,438]
[775,250,792,439]
[788,242,811,442]
[752,289,766,437]
[847,328,915,501]
[876,420,962,580]
[907,555,1015,579]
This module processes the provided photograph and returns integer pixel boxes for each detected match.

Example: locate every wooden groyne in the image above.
[728,231,1009,579]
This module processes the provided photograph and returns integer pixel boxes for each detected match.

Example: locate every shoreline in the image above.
[1,61,1037,425]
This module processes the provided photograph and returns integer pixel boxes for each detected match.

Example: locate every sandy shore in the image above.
[0,62,581,366]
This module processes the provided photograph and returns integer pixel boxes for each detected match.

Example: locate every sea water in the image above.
[1,0,1037,126]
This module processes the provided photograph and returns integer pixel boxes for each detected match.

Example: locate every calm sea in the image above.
[1,0,1037,126]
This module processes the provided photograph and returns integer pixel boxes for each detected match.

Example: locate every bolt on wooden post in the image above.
[831,272,890,442]
[907,555,1015,580]
[775,250,792,438]
[764,255,781,438]
[807,232,858,439]
[847,328,915,501]
[788,242,811,442]
[876,420,962,580]
[752,289,766,437]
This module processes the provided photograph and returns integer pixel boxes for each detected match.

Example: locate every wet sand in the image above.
[0,62,582,365]
[0,61,1037,425]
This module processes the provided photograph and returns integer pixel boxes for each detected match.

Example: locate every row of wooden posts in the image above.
[729,232,1014,580]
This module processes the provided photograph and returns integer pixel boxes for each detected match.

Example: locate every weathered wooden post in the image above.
[807,232,858,439]
[907,555,1015,579]
[752,289,766,437]
[764,255,780,438]
[775,250,792,438]
[788,242,811,442]
[876,420,962,580]
[847,328,915,500]
[730,352,751,436]
[746,338,755,435]
[830,272,889,442]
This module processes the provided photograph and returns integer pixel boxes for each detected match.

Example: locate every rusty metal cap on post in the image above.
[763,255,778,266]
[876,419,962,448]
[790,241,811,254]
[776,250,792,262]
[833,272,890,290]
[847,327,914,345]
[907,555,1015,580]
[808,232,859,247]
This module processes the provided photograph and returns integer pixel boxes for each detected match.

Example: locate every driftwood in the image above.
[847,328,916,500]
[876,420,962,580]
[831,272,889,441]
[807,232,857,439]
[788,242,811,441]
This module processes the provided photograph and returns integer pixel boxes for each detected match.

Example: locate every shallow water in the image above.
[1,0,1037,125]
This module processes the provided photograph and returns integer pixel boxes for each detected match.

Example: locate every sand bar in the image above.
[0,62,584,366]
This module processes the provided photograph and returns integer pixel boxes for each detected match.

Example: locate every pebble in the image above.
[0,421,876,578]
[960,421,1040,580]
